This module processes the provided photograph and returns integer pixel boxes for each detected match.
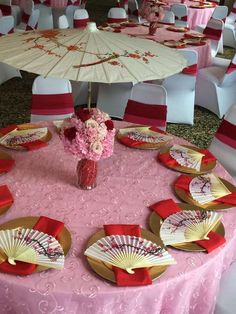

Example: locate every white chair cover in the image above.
[209,104,236,181]
[34,3,53,29]
[107,7,128,23]
[73,8,89,28]
[160,49,198,125]
[0,15,21,85]
[30,76,75,122]
[58,15,69,29]
[225,1,236,24]
[195,53,236,118]
[16,8,40,31]
[170,4,188,27]
[125,83,167,129]
[66,4,82,28]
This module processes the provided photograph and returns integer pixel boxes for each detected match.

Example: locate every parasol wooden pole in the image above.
[87,81,92,110]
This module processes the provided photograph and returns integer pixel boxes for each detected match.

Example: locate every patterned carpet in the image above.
[0,0,235,148]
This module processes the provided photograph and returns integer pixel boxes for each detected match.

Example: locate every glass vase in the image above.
[149,21,159,36]
[77,159,97,190]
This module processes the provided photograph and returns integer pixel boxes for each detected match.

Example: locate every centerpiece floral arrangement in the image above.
[140,0,165,35]
[60,108,115,189]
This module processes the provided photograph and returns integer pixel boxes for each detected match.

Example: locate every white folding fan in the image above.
[0,128,48,147]
[189,174,231,205]
[84,235,176,274]
[169,144,205,171]
[0,228,64,269]
[160,210,222,245]
[119,127,172,144]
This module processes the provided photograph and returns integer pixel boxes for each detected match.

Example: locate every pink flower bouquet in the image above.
[60,108,115,162]
[140,0,165,23]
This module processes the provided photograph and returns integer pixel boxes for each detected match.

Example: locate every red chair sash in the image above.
[107,17,128,23]
[203,27,222,40]
[124,99,167,127]
[182,64,198,76]
[128,8,139,16]
[31,93,74,115]
[74,18,89,28]
[22,12,31,24]
[175,15,187,21]
[225,62,236,74]
[231,7,236,14]
[0,4,11,16]
[215,119,236,149]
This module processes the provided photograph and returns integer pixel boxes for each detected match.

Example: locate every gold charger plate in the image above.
[163,40,186,48]
[0,150,14,175]
[159,145,216,174]
[117,126,172,150]
[0,216,71,272]
[175,177,236,210]
[0,123,52,151]
[149,203,225,252]
[86,229,168,283]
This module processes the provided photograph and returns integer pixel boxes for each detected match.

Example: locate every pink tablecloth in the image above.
[120,25,212,69]
[163,0,215,30]
[0,121,236,313]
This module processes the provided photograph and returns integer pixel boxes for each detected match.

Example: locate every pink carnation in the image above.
[60,108,115,161]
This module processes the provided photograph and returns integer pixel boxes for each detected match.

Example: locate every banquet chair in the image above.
[0,16,22,85]
[223,23,236,49]
[73,9,89,28]
[195,6,228,53]
[170,4,188,27]
[0,15,14,34]
[65,4,83,28]
[159,10,175,25]
[128,0,140,23]
[195,53,236,118]
[123,83,167,130]
[34,3,53,29]
[160,49,198,125]
[16,8,40,31]
[225,1,236,24]
[58,15,69,29]
[107,7,128,23]
[30,76,75,122]
[196,17,224,57]
[208,104,236,181]
[97,83,133,119]
[223,6,236,50]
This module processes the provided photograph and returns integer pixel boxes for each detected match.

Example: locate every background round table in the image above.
[0,121,235,314]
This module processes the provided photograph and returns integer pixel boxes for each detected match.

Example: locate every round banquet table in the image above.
[0,121,236,314]
[120,25,212,69]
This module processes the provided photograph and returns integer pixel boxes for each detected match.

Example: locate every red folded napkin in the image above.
[0,124,18,135]
[20,140,48,150]
[0,185,14,208]
[119,127,167,148]
[149,199,225,252]
[0,216,64,275]
[0,159,15,173]
[104,224,152,286]
[175,175,236,205]
[158,148,216,169]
